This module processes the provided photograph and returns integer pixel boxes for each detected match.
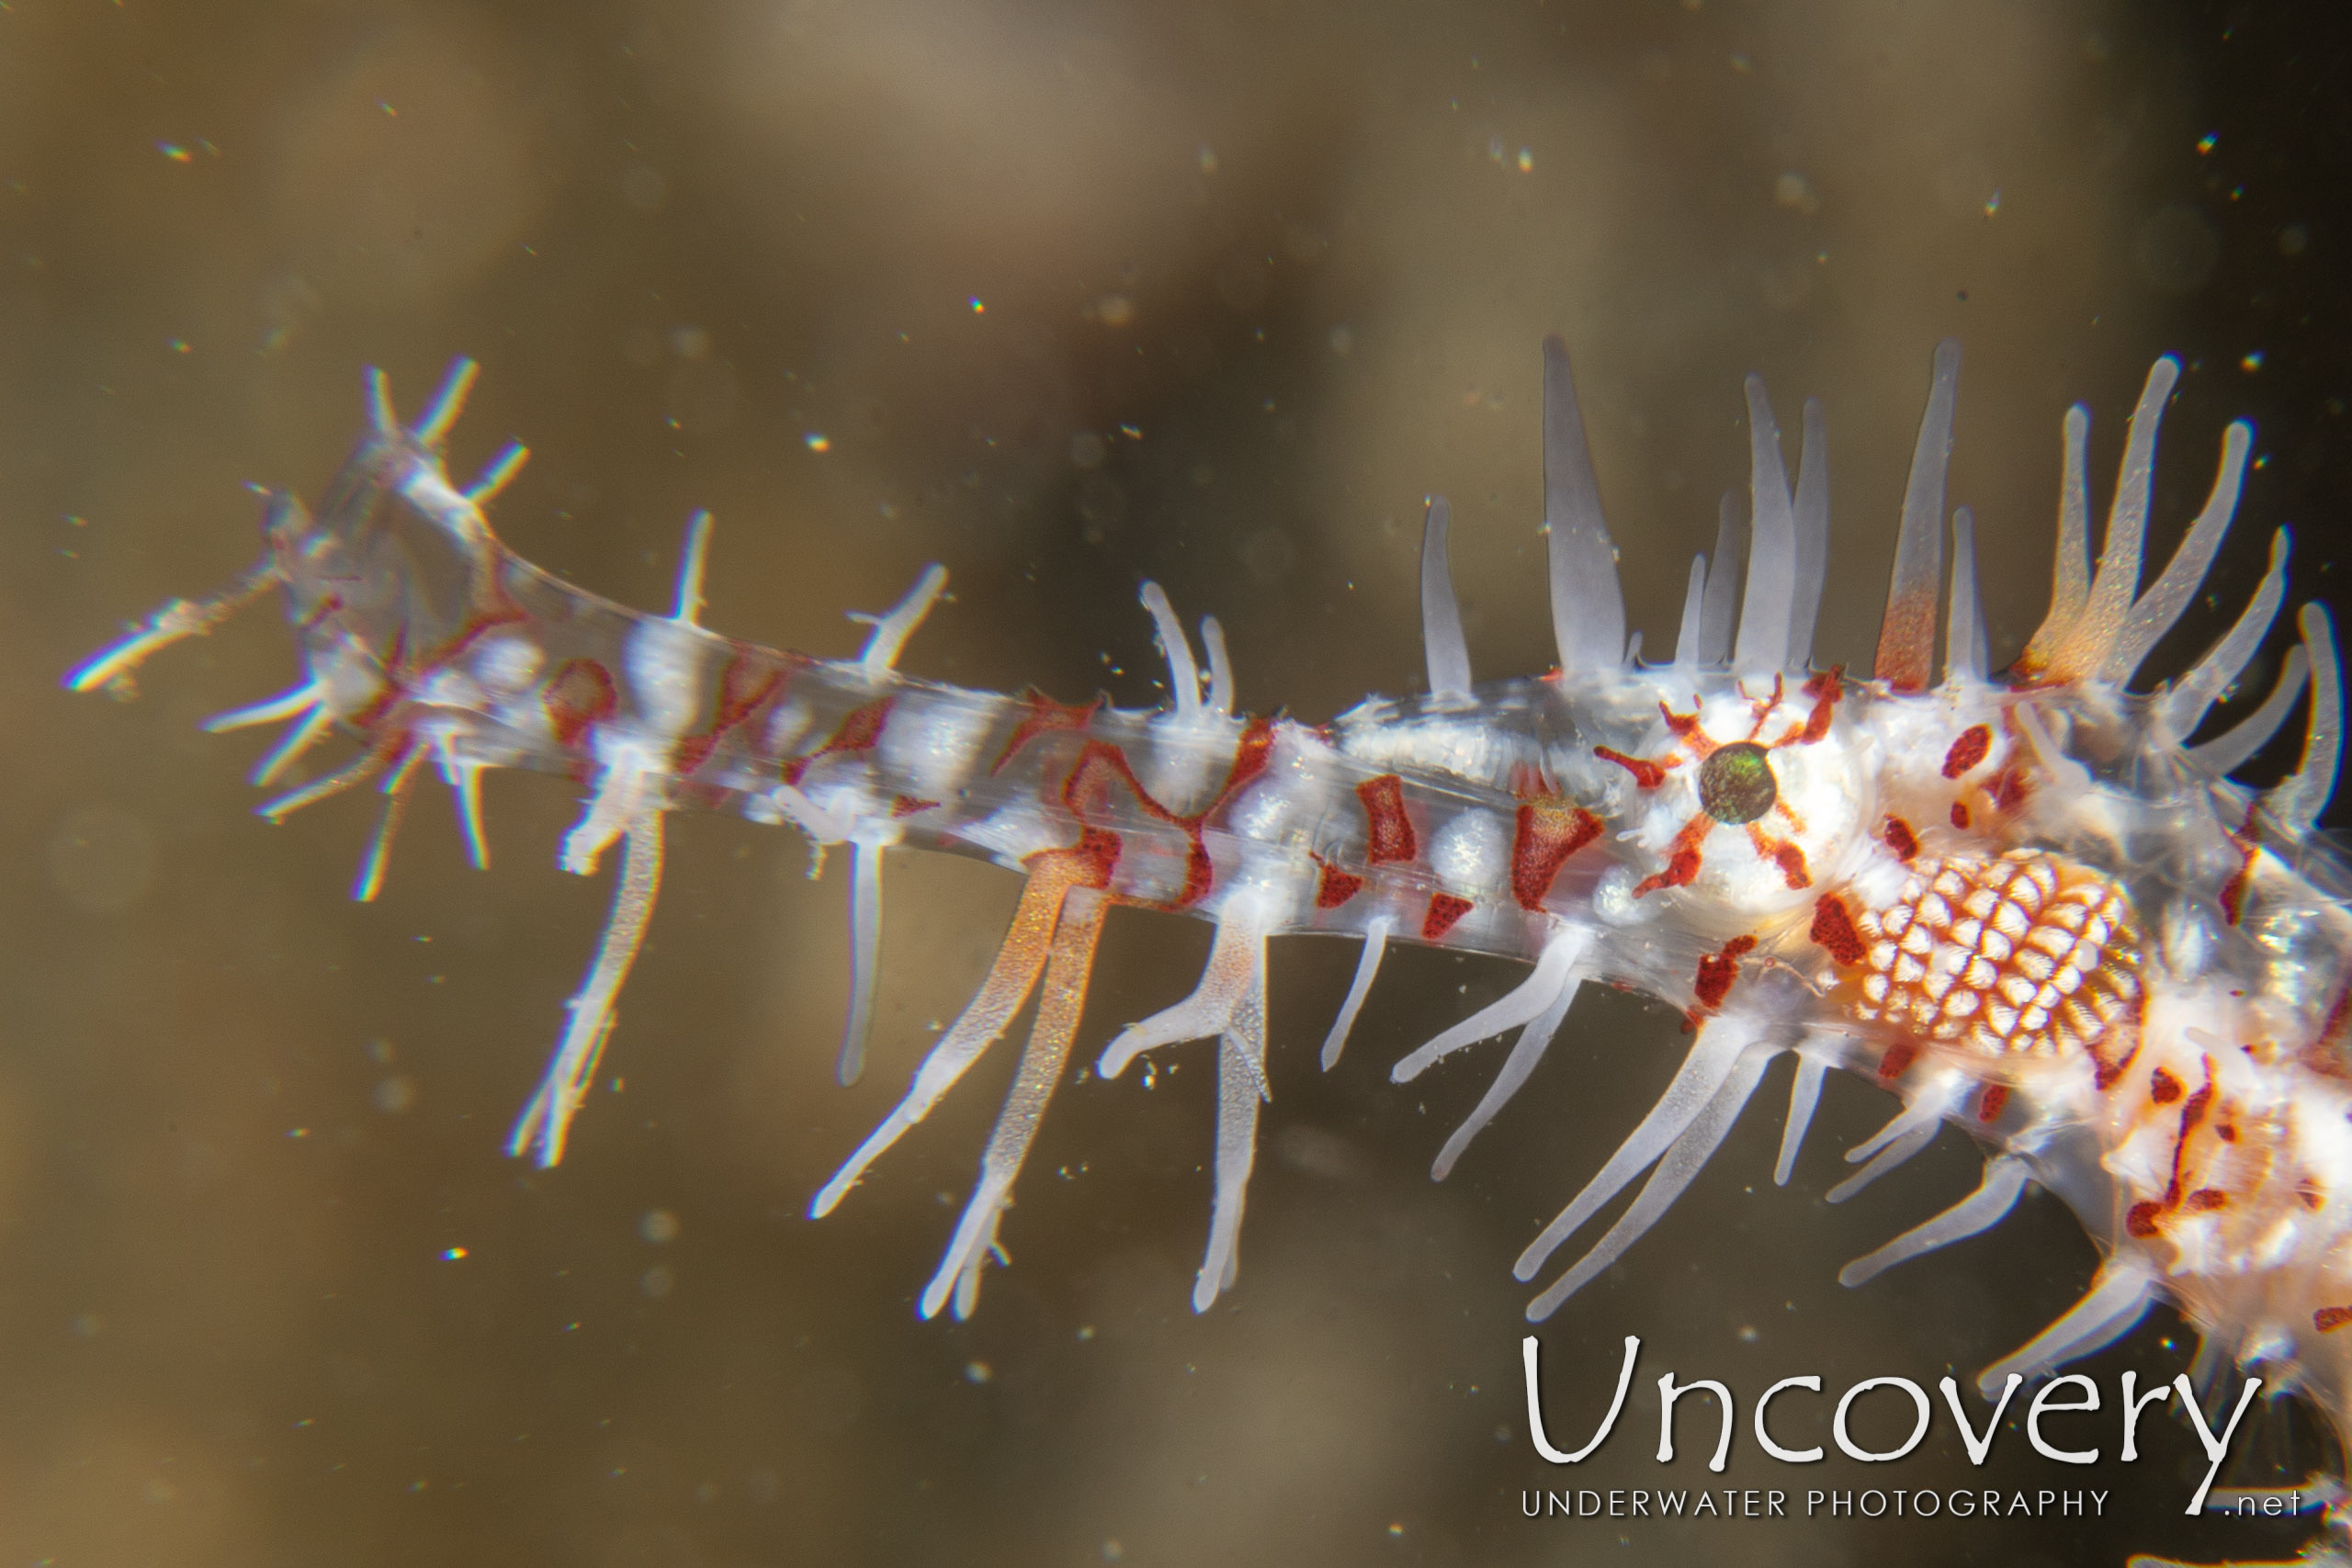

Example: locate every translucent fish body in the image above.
[70,343,2352,1564]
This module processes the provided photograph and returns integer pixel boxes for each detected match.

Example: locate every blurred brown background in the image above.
[3,1,2346,1563]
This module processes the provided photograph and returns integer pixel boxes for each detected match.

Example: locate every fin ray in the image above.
[1526,1042,1775,1320]
[1840,1155,2030,1288]
[922,888,1110,1319]
[1875,340,1960,691]
[1419,495,1474,698]
[1541,335,1627,673]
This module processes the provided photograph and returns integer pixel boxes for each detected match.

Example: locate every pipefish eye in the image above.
[1699,741,1778,825]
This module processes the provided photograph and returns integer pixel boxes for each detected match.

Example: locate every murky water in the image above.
[5,2,2346,1562]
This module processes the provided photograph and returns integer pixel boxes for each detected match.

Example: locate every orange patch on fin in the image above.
[1875,579,1939,694]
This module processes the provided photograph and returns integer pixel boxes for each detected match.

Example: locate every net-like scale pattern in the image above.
[1849,851,2143,1060]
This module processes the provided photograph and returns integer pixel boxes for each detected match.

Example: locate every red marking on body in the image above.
[298,592,348,635]
[2125,1201,2164,1239]
[1357,774,1419,863]
[378,556,538,700]
[2312,984,2352,1077]
[350,605,531,745]
[1510,798,1605,910]
[2148,1067,2182,1105]
[672,652,792,777]
[2088,991,2150,1091]
[1634,816,1712,897]
[347,624,413,730]
[830,699,894,753]
[1609,672,1843,902]
[2151,1059,2216,1215]
[1882,816,1919,861]
[543,659,618,750]
[1037,826,1122,890]
[1011,827,1124,929]
[2185,1188,2229,1212]
[2177,1070,2215,1142]
[1056,716,1280,908]
[434,598,537,668]
[890,795,940,818]
[348,561,542,735]
[1941,725,1992,779]
[1784,667,1843,745]
[785,696,897,785]
[1058,745,1136,824]
[1422,892,1475,942]
[2316,1306,2352,1333]
[1743,674,1786,740]
[1977,1084,2009,1122]
[2220,799,2260,926]
[1949,802,1971,829]
[2218,1122,2239,1143]
[1879,1043,1918,1081]
[1595,745,1676,788]
[2304,1181,2328,1212]
[1658,703,1716,757]
[1691,934,1757,1012]
[1221,714,1277,796]
[1747,826,1811,889]
[1314,860,1364,909]
[1810,894,1865,964]
[1988,766,2030,814]
[991,689,1103,774]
